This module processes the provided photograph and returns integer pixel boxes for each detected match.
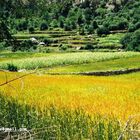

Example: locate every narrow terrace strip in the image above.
[46,67,140,76]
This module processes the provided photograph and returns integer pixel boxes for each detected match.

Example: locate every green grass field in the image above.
[0,52,139,70]
[47,55,140,73]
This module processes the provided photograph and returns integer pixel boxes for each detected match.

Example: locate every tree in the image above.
[29,27,35,34]
[97,26,109,36]
[40,22,48,30]
[0,21,18,51]
[0,0,19,51]
[120,30,140,51]
[92,20,98,29]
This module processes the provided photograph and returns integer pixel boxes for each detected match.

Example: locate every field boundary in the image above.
[46,67,140,76]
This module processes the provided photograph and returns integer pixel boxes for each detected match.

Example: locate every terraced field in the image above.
[14,29,124,51]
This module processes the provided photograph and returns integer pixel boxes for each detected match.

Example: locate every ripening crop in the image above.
[0,71,139,122]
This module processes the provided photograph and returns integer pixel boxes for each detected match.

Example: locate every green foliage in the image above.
[79,28,85,35]
[51,19,58,28]
[97,26,109,36]
[87,25,94,34]
[0,52,138,70]
[91,20,98,29]
[7,63,18,71]
[85,44,94,50]
[59,44,68,51]
[43,38,53,45]
[16,20,28,31]
[40,23,48,31]
[64,21,72,31]
[121,29,140,51]
[0,42,5,50]
[128,24,136,32]
[28,27,35,34]
[37,46,51,53]
[19,40,36,52]
[135,22,140,30]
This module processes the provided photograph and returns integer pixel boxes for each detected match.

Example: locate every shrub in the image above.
[118,21,128,30]
[87,25,94,34]
[79,28,85,35]
[43,38,52,45]
[109,24,118,31]
[37,46,51,53]
[40,23,48,31]
[0,42,7,50]
[20,40,36,51]
[120,30,140,51]
[85,44,94,50]
[51,19,58,28]
[71,21,77,29]
[135,22,140,30]
[92,20,98,29]
[128,25,136,32]
[7,63,18,72]
[97,26,109,36]
[28,27,35,34]
[64,24,72,31]
[59,44,68,51]
[16,20,28,31]
[59,20,64,28]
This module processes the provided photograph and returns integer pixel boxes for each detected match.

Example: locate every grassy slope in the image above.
[0,52,139,70]
[47,55,140,73]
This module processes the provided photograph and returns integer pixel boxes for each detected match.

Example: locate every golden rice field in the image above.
[0,71,140,122]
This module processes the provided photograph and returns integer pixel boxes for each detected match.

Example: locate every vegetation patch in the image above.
[0,52,139,70]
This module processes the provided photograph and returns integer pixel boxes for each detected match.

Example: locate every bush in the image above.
[51,19,58,28]
[97,26,109,36]
[7,63,18,72]
[118,21,128,30]
[120,33,132,49]
[59,44,68,51]
[109,24,118,31]
[59,20,64,28]
[37,46,51,53]
[19,40,36,51]
[128,25,136,32]
[79,28,85,35]
[0,42,7,50]
[135,22,140,30]
[16,20,28,31]
[64,24,72,31]
[40,23,48,31]
[85,44,94,50]
[28,27,35,34]
[92,20,98,29]
[43,38,52,45]
[87,25,94,34]
[120,30,140,51]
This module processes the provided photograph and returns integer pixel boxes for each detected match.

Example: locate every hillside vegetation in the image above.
[1,0,140,52]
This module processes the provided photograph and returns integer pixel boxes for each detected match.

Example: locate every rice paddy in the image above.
[0,71,140,122]
[0,52,140,139]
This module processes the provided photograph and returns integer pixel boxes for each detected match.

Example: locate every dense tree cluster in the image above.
[1,0,140,51]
